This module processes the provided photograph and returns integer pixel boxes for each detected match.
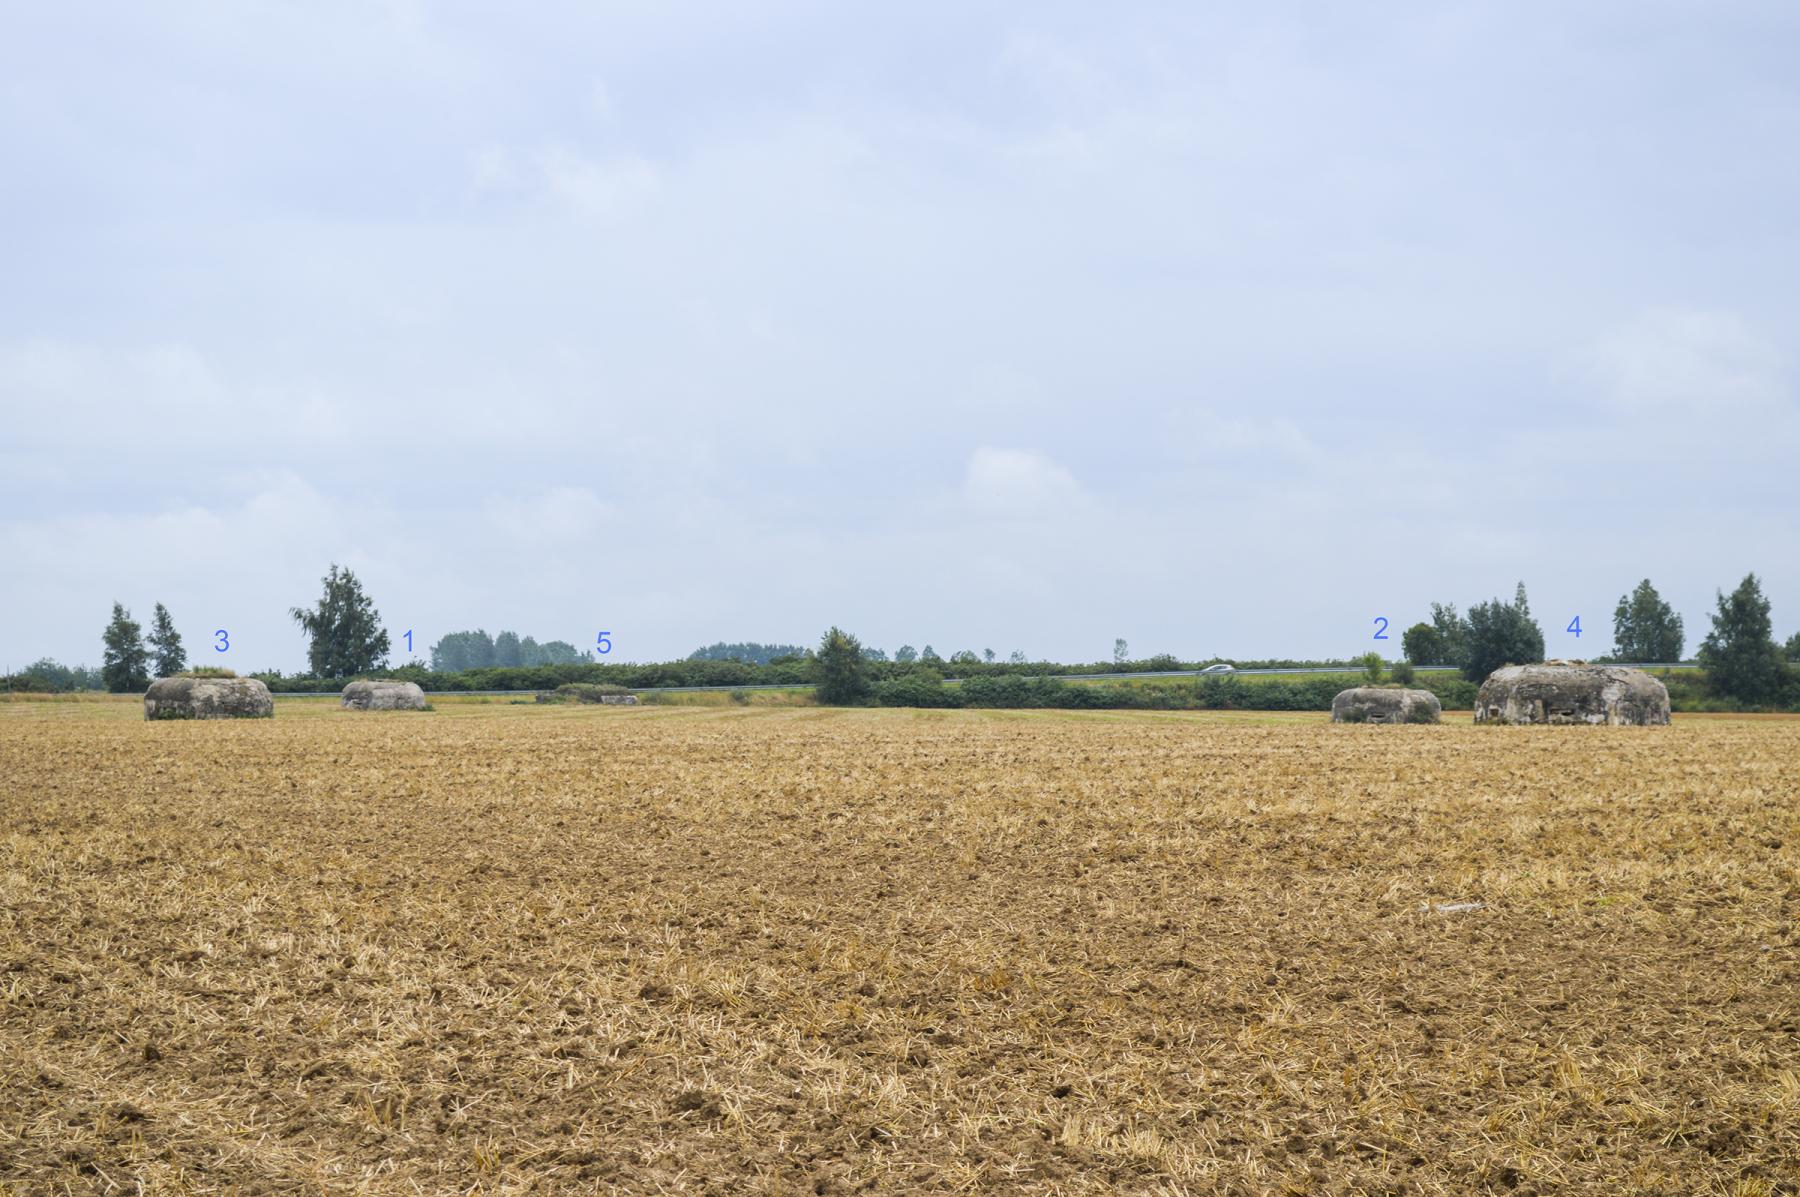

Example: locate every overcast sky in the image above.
[3,1,1797,670]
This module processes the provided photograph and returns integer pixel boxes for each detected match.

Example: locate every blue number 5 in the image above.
[596,631,612,655]
[1372,617,1389,640]
[214,629,229,652]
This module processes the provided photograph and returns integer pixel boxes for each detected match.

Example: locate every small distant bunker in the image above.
[537,683,639,706]
[341,679,428,711]
[144,676,274,720]
[1474,663,1670,726]
[1331,687,1441,724]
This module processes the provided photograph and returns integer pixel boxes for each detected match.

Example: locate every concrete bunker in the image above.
[341,679,428,711]
[1474,662,1670,726]
[144,676,275,720]
[1331,686,1442,724]
[537,683,639,705]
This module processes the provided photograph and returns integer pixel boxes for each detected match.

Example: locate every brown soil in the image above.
[1,701,1795,1194]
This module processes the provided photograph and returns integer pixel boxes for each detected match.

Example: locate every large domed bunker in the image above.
[1474,662,1670,726]
[341,679,428,710]
[1331,687,1442,724]
[144,676,275,720]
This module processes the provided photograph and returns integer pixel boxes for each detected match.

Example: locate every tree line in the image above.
[90,601,188,693]
[11,565,1799,709]
[430,630,588,671]
[61,565,396,692]
[1397,574,1794,705]
[687,642,808,665]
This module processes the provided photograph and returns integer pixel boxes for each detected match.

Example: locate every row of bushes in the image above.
[1657,668,1800,712]
[245,659,818,692]
[870,669,1795,713]
[231,658,1482,711]
[18,656,1798,714]
[865,672,1485,712]
[242,657,1363,695]
[159,663,1796,714]
[864,668,1791,713]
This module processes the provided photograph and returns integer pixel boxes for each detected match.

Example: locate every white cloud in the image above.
[533,147,659,216]
[468,144,658,217]
[1166,407,1321,463]
[470,144,520,191]
[1583,309,1789,410]
[587,78,617,124]
[962,448,1084,516]
[483,486,617,544]
[997,31,1116,110]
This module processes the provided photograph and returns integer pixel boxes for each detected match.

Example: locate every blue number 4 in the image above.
[1568,616,1582,638]
[1372,617,1389,640]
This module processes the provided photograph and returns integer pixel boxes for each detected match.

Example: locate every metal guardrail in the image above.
[265,662,1701,698]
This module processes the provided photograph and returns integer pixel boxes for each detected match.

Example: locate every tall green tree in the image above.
[431,629,497,671]
[1786,632,1800,664]
[1611,579,1684,663]
[101,602,151,692]
[1697,573,1784,704]
[494,630,524,667]
[20,658,78,693]
[537,639,587,665]
[1461,583,1545,681]
[1432,601,1461,666]
[146,602,187,677]
[894,645,918,664]
[1401,622,1446,665]
[814,626,872,704]
[1404,603,1468,666]
[687,642,808,665]
[290,564,391,677]
[1432,603,1468,664]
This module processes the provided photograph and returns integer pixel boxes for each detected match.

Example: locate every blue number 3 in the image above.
[214,629,229,652]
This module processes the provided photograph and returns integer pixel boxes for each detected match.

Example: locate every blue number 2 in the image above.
[214,629,229,653]
[1372,617,1389,641]
[1568,616,1582,638]
[596,631,612,655]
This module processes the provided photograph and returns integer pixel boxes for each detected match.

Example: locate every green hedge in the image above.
[864,672,1481,713]
[246,655,1379,694]
[249,658,815,693]
[1658,667,1800,712]
[233,660,1800,714]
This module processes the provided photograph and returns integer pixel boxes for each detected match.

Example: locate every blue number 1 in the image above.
[1372,617,1389,640]
[404,629,413,653]
[214,629,229,652]
[1568,616,1582,638]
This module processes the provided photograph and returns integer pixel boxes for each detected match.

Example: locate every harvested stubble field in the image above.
[2,700,1797,1196]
